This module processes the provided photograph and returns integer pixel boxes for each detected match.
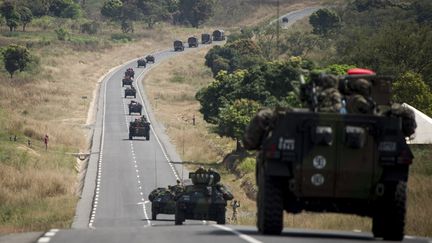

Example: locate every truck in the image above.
[201,33,212,44]
[122,76,133,87]
[187,36,199,48]
[175,168,233,225]
[124,85,136,98]
[129,116,150,140]
[173,40,185,52]
[249,74,414,241]
[128,100,142,115]
[137,58,146,68]
[212,30,225,41]
[125,68,135,78]
[146,55,155,63]
[148,188,176,220]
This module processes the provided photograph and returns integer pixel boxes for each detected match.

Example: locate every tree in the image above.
[309,8,341,36]
[2,44,31,78]
[60,2,81,18]
[412,0,432,24]
[101,0,122,20]
[393,72,432,116]
[18,6,32,31]
[137,1,170,28]
[49,0,81,18]
[178,0,215,27]
[6,10,20,31]
[217,99,261,150]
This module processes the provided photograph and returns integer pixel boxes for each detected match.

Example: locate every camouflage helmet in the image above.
[340,78,372,97]
[311,72,339,89]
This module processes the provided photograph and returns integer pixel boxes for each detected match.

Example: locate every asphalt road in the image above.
[0,7,427,243]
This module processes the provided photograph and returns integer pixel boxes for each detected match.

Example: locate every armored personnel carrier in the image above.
[201,33,212,44]
[175,168,233,225]
[128,100,142,115]
[125,68,135,78]
[148,188,176,220]
[188,36,199,48]
[246,73,415,241]
[124,85,136,98]
[146,55,155,63]
[212,30,225,41]
[173,40,184,52]
[137,58,146,68]
[129,115,150,140]
[122,76,133,87]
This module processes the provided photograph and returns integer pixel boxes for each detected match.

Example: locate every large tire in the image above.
[175,208,184,225]
[129,134,133,140]
[381,181,407,241]
[152,210,157,220]
[216,207,226,225]
[257,165,283,235]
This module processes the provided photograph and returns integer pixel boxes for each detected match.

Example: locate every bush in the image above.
[55,28,69,41]
[110,33,132,42]
[80,21,100,35]
[238,157,255,174]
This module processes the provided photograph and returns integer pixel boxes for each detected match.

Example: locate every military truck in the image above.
[201,33,212,44]
[128,100,142,115]
[146,55,155,63]
[149,188,176,220]
[175,168,233,225]
[248,74,414,241]
[129,116,150,140]
[125,68,135,78]
[173,40,184,51]
[188,36,199,48]
[212,30,225,41]
[282,17,289,23]
[122,76,133,87]
[124,85,136,98]
[137,58,146,68]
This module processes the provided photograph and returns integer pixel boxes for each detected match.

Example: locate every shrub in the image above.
[80,21,100,35]
[55,28,69,41]
[110,33,132,42]
[238,157,255,174]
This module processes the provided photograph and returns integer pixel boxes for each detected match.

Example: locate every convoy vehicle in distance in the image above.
[173,40,185,51]
[187,36,199,48]
[201,33,212,44]
[128,100,142,115]
[212,30,225,41]
[146,55,155,63]
[129,116,150,140]
[253,75,413,241]
[124,85,136,98]
[125,68,135,78]
[137,58,146,68]
[122,76,133,87]
[282,17,289,23]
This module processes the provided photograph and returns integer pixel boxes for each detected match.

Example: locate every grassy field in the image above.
[141,46,432,237]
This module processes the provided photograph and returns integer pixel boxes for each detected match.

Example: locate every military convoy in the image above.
[187,36,199,48]
[201,33,212,44]
[128,100,142,115]
[125,68,135,78]
[244,70,415,241]
[129,115,150,140]
[124,85,136,98]
[173,40,185,51]
[122,76,133,87]
[149,187,177,220]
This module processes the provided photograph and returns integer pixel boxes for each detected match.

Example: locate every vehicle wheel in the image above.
[146,135,150,141]
[175,208,184,225]
[216,207,226,225]
[381,181,406,241]
[152,211,157,220]
[125,95,127,98]
[134,95,136,98]
[129,134,133,140]
[372,211,384,238]
[257,164,283,235]
[129,112,131,115]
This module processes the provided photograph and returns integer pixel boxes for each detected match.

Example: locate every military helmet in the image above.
[311,72,339,89]
[339,78,372,97]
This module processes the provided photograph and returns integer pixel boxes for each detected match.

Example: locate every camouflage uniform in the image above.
[340,78,374,114]
[231,200,240,223]
[314,74,342,112]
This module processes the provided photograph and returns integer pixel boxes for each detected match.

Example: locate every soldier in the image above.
[339,78,374,114]
[230,200,240,223]
[169,179,184,195]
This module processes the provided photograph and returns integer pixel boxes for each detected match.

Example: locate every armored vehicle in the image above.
[129,116,150,140]
[175,168,233,225]
[149,188,176,220]
[128,100,142,115]
[146,55,155,63]
[282,17,289,23]
[137,58,146,68]
[188,36,199,48]
[212,30,225,41]
[201,33,212,44]
[247,74,414,241]
[125,68,135,78]
[122,76,133,87]
[173,40,184,52]
[124,85,136,98]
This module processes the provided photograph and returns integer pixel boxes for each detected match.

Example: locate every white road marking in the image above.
[137,202,151,226]
[213,225,262,243]
[353,229,362,233]
[405,235,415,239]
[37,237,51,243]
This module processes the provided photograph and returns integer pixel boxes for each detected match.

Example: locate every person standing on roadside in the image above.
[44,134,49,150]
